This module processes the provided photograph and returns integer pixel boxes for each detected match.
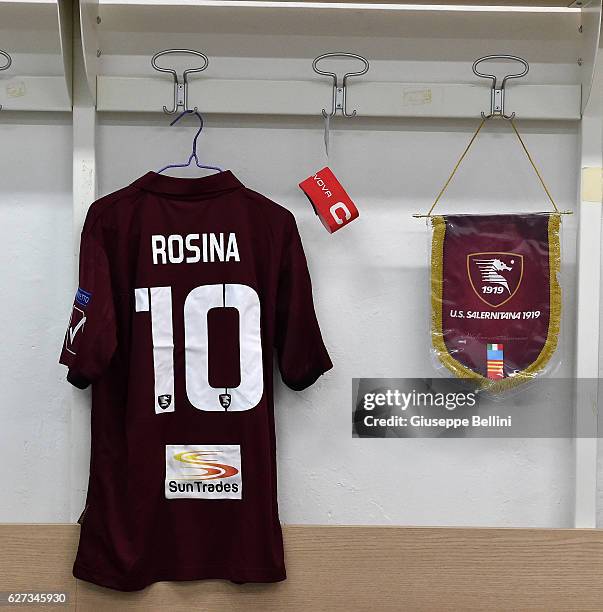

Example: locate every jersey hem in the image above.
[73,562,287,592]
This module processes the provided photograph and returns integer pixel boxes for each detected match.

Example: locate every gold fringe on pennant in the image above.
[430,214,562,393]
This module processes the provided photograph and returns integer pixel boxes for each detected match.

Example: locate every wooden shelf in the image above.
[5,524,603,609]
[97,76,581,119]
[89,0,595,118]
[97,4,581,59]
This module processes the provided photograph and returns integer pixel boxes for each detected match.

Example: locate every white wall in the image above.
[0,13,587,526]
[0,112,72,522]
[0,109,581,528]
[95,113,579,527]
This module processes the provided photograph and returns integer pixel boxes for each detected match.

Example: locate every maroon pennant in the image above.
[431,214,561,390]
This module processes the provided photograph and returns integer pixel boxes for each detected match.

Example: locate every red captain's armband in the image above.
[299,167,359,233]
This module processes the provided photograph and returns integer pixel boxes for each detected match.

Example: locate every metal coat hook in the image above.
[0,49,12,111]
[312,52,370,118]
[151,49,209,114]
[472,55,529,120]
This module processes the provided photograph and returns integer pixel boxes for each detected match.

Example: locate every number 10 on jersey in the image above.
[134,284,264,414]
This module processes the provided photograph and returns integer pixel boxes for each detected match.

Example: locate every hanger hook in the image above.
[0,49,12,112]
[312,52,370,118]
[169,109,204,160]
[472,55,529,120]
[157,108,223,174]
[151,49,209,114]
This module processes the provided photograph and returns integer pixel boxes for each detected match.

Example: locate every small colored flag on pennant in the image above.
[487,344,504,379]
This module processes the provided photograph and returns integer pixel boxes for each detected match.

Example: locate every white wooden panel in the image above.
[97,76,331,114]
[0,75,72,111]
[352,82,580,119]
[57,0,73,105]
[0,0,73,111]
[579,0,602,113]
[80,0,100,100]
[574,41,602,528]
[574,200,601,528]
[97,76,581,119]
[70,17,97,522]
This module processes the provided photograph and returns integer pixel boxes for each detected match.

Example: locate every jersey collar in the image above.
[132,170,243,197]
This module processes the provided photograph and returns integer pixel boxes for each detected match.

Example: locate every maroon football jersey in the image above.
[59,171,332,591]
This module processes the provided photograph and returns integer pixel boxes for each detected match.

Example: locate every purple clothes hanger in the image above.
[157,110,224,174]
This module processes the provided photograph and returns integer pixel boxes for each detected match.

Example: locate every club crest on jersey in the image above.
[467,252,523,308]
[219,393,232,409]
[158,394,172,410]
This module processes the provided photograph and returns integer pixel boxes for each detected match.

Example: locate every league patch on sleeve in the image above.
[75,287,92,308]
[64,305,87,356]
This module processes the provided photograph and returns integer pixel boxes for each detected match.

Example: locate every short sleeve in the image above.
[275,218,332,390]
[59,219,117,389]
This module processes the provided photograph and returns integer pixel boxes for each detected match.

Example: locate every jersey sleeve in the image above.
[59,218,117,389]
[275,217,332,390]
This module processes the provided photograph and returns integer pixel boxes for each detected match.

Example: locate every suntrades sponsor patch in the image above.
[165,445,242,500]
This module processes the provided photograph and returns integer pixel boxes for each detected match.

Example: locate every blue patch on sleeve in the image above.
[75,287,92,308]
